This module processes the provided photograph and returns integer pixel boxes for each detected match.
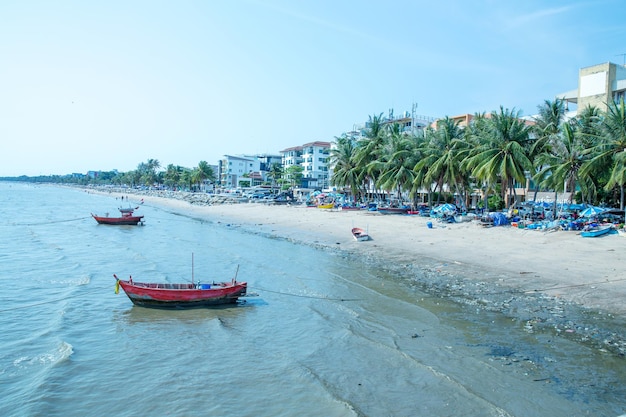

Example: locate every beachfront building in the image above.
[217,153,283,189]
[557,61,626,116]
[280,141,331,190]
[218,155,260,189]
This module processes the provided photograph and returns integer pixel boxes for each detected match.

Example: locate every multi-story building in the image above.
[557,61,626,114]
[280,141,331,190]
[217,154,282,189]
[218,155,260,189]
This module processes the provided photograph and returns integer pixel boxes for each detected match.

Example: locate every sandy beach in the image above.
[93,188,626,354]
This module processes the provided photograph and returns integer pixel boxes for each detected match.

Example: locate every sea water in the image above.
[1,182,625,417]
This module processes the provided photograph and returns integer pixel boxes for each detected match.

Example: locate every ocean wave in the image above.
[13,341,74,369]
[48,275,91,286]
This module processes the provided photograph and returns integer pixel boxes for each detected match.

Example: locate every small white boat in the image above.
[352,227,370,241]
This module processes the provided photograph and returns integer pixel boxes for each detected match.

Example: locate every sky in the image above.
[1,0,625,177]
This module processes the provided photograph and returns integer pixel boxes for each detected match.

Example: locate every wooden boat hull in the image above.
[377,208,409,215]
[115,277,247,308]
[92,214,144,225]
[351,227,370,241]
[317,203,335,209]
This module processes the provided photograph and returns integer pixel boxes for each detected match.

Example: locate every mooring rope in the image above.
[0,288,102,312]
[8,216,92,226]
[249,286,360,302]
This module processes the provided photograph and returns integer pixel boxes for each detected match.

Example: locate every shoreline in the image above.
[85,186,626,356]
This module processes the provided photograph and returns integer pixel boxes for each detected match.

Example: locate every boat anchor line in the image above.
[0,288,102,312]
[250,286,361,302]
[11,216,92,226]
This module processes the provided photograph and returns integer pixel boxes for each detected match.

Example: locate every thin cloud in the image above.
[509,5,576,27]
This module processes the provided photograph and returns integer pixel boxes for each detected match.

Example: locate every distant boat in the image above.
[351,227,370,241]
[317,202,335,209]
[113,263,247,309]
[377,207,409,215]
[580,225,615,237]
[92,207,144,225]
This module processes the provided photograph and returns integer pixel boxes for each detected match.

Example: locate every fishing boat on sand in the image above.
[351,227,370,241]
[580,225,615,238]
[92,207,144,225]
[113,263,247,308]
[317,202,335,209]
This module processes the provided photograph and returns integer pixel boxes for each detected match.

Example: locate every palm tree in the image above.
[372,123,420,204]
[179,169,193,191]
[534,123,591,204]
[137,159,161,186]
[573,104,602,149]
[163,164,182,189]
[414,116,468,208]
[354,113,386,199]
[190,161,216,192]
[529,99,567,203]
[330,135,362,202]
[465,107,533,209]
[584,99,626,209]
[266,162,283,189]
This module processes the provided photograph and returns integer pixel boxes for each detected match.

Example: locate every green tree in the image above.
[284,165,304,188]
[354,113,386,198]
[583,99,626,209]
[415,116,468,208]
[330,135,362,202]
[163,164,182,189]
[529,99,567,204]
[266,162,283,189]
[534,123,591,204]
[370,123,420,204]
[465,107,533,208]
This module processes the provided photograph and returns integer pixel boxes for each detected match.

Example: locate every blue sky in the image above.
[1,0,624,176]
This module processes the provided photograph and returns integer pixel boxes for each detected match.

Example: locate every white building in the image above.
[280,141,331,190]
[218,155,260,189]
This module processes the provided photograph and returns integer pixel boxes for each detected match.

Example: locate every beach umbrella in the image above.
[579,205,606,218]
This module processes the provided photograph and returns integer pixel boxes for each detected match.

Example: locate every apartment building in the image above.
[557,61,626,114]
[280,141,331,190]
[218,155,260,189]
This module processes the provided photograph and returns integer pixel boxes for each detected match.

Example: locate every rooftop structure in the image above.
[557,61,626,114]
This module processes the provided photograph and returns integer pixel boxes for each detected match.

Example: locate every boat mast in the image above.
[233,264,239,283]
[191,252,194,285]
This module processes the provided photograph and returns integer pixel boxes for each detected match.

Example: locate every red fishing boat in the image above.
[113,263,247,308]
[351,227,370,241]
[92,207,144,225]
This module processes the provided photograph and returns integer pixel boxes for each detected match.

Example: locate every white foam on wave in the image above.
[48,275,91,286]
[13,341,74,369]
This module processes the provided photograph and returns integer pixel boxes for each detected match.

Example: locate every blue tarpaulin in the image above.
[489,212,509,226]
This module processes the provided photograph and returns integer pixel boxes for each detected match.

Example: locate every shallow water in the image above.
[1,183,625,416]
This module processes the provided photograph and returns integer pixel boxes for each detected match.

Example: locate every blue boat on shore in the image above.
[580,225,616,237]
